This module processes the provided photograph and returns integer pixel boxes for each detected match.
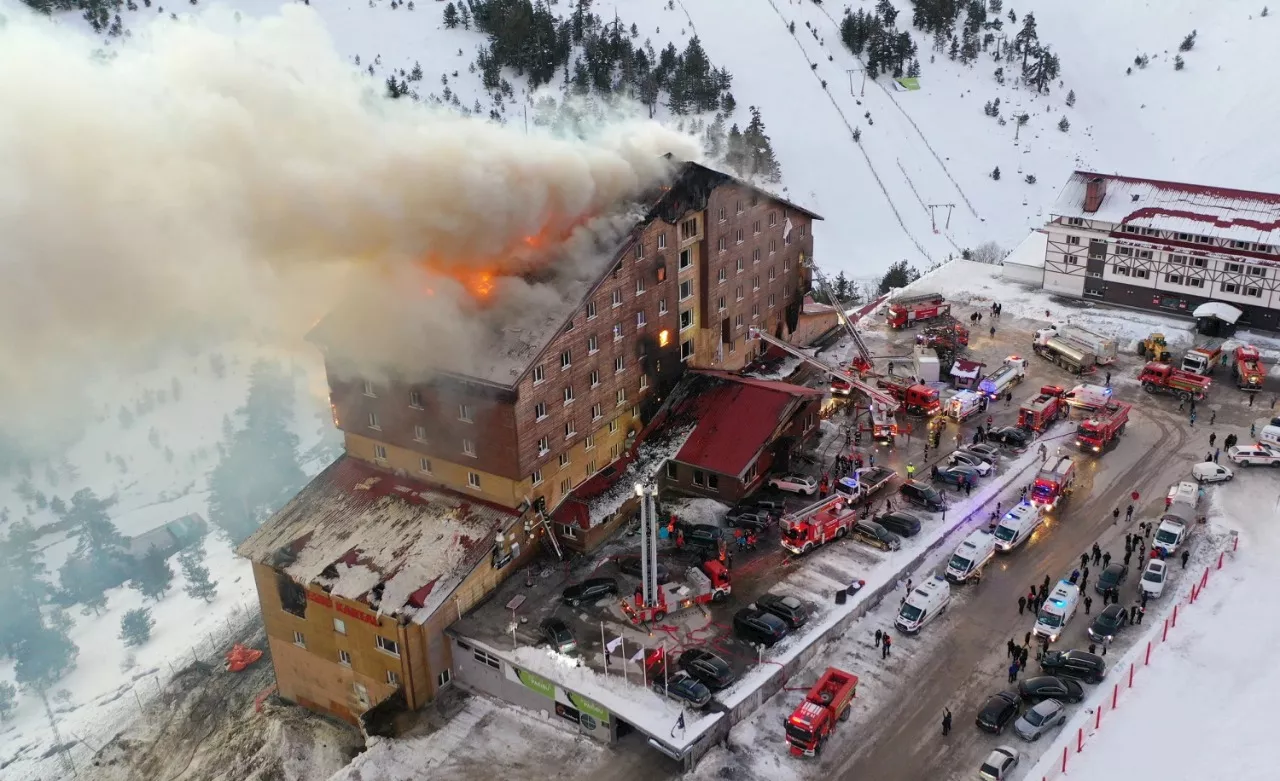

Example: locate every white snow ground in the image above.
[1027,475,1279,781]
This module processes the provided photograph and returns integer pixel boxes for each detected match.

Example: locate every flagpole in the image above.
[601,621,608,675]
[641,650,647,688]
[621,636,629,684]
[663,641,668,694]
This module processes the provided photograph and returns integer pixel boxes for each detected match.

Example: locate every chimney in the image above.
[1083,176,1107,213]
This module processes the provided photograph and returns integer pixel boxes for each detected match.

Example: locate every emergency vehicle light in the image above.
[1052,599,1065,607]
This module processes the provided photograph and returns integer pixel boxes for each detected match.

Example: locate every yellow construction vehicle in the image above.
[1138,333,1172,362]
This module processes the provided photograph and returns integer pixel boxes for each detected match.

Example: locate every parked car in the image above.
[1191,462,1233,483]
[653,670,712,708]
[617,558,670,584]
[873,510,923,538]
[677,648,735,690]
[946,450,994,475]
[1140,559,1167,599]
[755,593,809,629]
[978,746,1020,781]
[727,499,782,525]
[1013,698,1067,741]
[539,617,577,653]
[733,606,789,647]
[1227,444,1280,466]
[726,510,771,532]
[1094,563,1129,596]
[1087,603,1130,644]
[975,691,1022,734]
[963,443,1002,463]
[987,426,1033,449]
[852,519,902,551]
[1017,676,1084,704]
[561,577,619,607]
[680,524,722,551]
[932,463,981,488]
[767,474,819,495]
[900,480,946,511]
[1040,650,1106,684]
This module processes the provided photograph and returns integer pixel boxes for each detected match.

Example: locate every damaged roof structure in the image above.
[237,456,518,623]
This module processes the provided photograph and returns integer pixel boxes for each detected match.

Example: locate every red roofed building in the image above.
[1045,171,1280,331]
[656,370,822,502]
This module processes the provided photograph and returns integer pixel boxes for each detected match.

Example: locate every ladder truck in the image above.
[1233,345,1265,390]
[749,327,901,441]
[803,258,875,376]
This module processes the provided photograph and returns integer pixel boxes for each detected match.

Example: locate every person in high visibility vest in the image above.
[906,462,916,478]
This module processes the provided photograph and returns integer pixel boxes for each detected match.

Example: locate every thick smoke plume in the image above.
[0,4,698,446]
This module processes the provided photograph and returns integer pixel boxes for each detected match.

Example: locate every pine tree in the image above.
[1179,30,1197,52]
[1174,55,1185,70]
[991,166,1001,180]
[742,107,782,183]
[180,548,218,603]
[119,608,155,647]
[1015,12,1039,67]
[59,489,129,601]
[834,271,850,301]
[13,620,78,691]
[443,2,459,28]
[1058,116,1070,132]
[131,547,174,602]
[908,58,921,77]
[458,1,470,29]
[1066,89,1076,107]
[878,260,921,293]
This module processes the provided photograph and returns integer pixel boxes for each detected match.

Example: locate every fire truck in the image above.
[1076,401,1131,453]
[1030,456,1076,510]
[621,560,731,623]
[780,496,858,555]
[1233,345,1265,390]
[1181,343,1224,376]
[877,374,942,416]
[1138,362,1211,401]
[917,322,970,348]
[1018,386,1068,432]
[978,355,1029,399]
[886,292,950,329]
[785,667,859,757]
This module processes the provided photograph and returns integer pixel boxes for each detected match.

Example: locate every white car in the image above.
[1191,462,1233,483]
[978,746,1020,780]
[767,474,818,495]
[1227,444,1280,466]
[947,450,994,476]
[1141,559,1167,599]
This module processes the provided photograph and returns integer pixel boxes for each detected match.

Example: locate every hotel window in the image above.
[334,618,347,635]
[560,350,572,369]
[408,390,423,408]
[1116,246,1132,257]
[753,220,761,235]
[1186,277,1204,288]
[799,224,807,238]
[473,649,500,669]
[1169,254,1186,265]
[680,309,694,330]
[681,218,698,240]
[614,356,625,373]
[634,242,645,260]
[376,636,400,657]
[339,650,351,667]
[564,318,574,332]
[613,323,624,341]
[560,478,572,494]
[586,301,597,320]
[658,233,667,249]
[708,474,720,489]
[1114,266,1130,277]
[636,278,646,295]
[735,314,744,329]
[753,248,761,263]
[639,374,649,390]
[769,239,777,254]
[559,452,570,468]
[1225,262,1243,273]
[1195,235,1212,244]
[1066,235,1081,246]
[783,258,791,271]
[616,388,626,406]
[467,471,481,489]
[736,285,744,301]
[532,365,545,384]
[1248,266,1266,277]
[293,631,306,648]
[458,404,473,423]
[1132,269,1149,279]
[608,418,619,433]
[535,402,547,420]
[589,370,600,388]
[373,444,387,460]
[659,298,669,315]
[1221,283,1239,294]
[769,212,778,227]
[587,335,598,354]
[717,237,727,253]
[768,293,777,308]
[563,385,575,404]
[462,439,477,457]
[1191,257,1206,268]
[1066,217,1084,226]
[362,380,376,397]
[718,296,726,312]
[736,258,744,272]
[591,403,602,421]
[1246,286,1263,298]
[1136,250,1153,260]
[386,670,400,686]
[681,339,695,361]
[679,249,692,270]
[752,303,760,320]
[768,267,777,282]
[420,457,432,474]
[585,434,596,450]
[1166,274,1182,285]
[693,470,705,487]
[532,469,543,486]
[680,280,692,300]
[367,412,380,431]
[414,425,427,442]
[753,275,761,291]
[538,436,550,455]
[718,206,727,222]
[587,459,596,474]
[735,229,744,244]
[735,200,743,214]
[718,268,727,283]
[610,443,621,459]
[565,420,576,438]
[611,289,623,307]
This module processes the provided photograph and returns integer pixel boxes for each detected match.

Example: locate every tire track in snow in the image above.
[757,0,934,264]
[805,1,981,220]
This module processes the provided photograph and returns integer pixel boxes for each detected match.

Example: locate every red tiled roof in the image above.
[671,371,822,477]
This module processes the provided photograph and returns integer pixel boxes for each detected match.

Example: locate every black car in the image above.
[539,617,577,653]
[899,480,946,511]
[931,463,980,488]
[1087,603,1130,644]
[975,691,1021,734]
[653,671,712,708]
[1040,650,1106,684]
[561,577,619,606]
[617,557,671,584]
[852,520,902,551]
[755,593,809,630]
[874,510,923,538]
[681,523,723,551]
[733,606,789,647]
[1095,563,1129,595]
[1018,675,1084,704]
[730,497,785,517]
[677,648,736,690]
[988,426,1032,449]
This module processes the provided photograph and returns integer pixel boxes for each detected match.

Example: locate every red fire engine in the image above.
[1017,385,1068,432]
[886,292,949,329]
[786,667,859,757]
[780,496,858,555]
[877,374,942,416]
[1234,345,1265,390]
[621,560,731,623]
[1138,362,1211,401]
[1076,401,1131,453]
[1031,455,1076,510]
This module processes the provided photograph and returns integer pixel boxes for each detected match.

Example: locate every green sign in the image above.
[517,669,556,700]
[568,692,609,723]
[896,77,921,91]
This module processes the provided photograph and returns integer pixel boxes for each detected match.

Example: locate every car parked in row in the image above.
[1040,650,1106,684]
[617,558,670,584]
[767,474,819,495]
[754,593,809,630]
[1013,698,1067,741]
[677,649,736,690]
[987,426,1033,450]
[1140,559,1167,599]
[946,449,994,475]
[852,519,902,551]
[561,577,618,607]
[899,480,946,511]
[733,606,789,647]
[975,691,1022,734]
[1227,444,1280,466]
[1017,676,1084,704]
[1087,603,1130,645]
[680,524,722,553]
[1094,563,1129,596]
[653,671,711,708]
[964,443,1002,463]
[932,462,981,488]
[539,617,577,654]
[873,510,923,538]
[977,746,1020,780]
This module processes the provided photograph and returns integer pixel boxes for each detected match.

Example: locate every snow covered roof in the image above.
[802,294,837,314]
[1004,230,1049,269]
[1193,302,1243,324]
[951,359,985,379]
[1052,171,1280,246]
[237,456,518,624]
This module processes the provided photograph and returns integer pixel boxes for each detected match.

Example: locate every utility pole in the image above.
[926,204,956,233]
[845,65,866,98]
